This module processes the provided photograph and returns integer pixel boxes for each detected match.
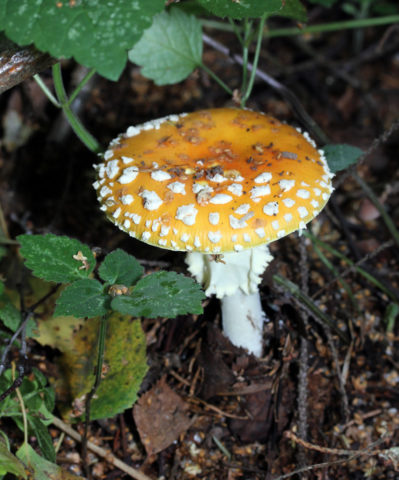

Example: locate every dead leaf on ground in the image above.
[133,376,192,457]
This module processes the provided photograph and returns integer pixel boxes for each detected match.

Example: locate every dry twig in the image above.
[52,416,154,480]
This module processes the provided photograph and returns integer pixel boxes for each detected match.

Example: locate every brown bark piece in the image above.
[0,35,55,94]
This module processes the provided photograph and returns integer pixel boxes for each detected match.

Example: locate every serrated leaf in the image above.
[17,442,84,480]
[129,8,203,85]
[55,279,108,318]
[0,0,165,81]
[18,234,95,284]
[197,0,283,19]
[98,249,143,286]
[0,435,27,478]
[112,271,205,318]
[55,312,148,421]
[28,416,56,464]
[322,143,363,173]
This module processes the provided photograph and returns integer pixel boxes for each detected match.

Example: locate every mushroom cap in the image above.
[94,108,333,254]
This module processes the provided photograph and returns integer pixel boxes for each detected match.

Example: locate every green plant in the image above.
[0,366,82,479]
[0,234,204,477]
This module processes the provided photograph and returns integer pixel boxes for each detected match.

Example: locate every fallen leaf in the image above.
[134,376,191,456]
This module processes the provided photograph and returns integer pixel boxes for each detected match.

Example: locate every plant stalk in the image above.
[52,63,101,153]
[241,13,267,107]
[82,313,108,477]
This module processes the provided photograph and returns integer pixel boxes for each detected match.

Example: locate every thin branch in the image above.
[52,416,154,480]
[334,118,399,189]
[273,430,391,479]
[297,238,310,467]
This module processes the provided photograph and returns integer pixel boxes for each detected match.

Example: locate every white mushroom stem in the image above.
[220,290,265,357]
[186,245,273,356]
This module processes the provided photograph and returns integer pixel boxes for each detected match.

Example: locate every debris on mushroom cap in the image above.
[94,108,334,253]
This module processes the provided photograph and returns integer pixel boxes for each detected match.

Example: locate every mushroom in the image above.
[93,108,333,356]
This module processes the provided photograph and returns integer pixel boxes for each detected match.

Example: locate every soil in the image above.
[1,9,399,480]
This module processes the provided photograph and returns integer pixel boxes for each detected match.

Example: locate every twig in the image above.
[297,238,310,468]
[0,284,59,399]
[187,396,249,420]
[285,430,388,456]
[51,416,154,480]
[274,430,391,480]
[324,327,351,423]
[0,314,30,401]
[334,118,399,189]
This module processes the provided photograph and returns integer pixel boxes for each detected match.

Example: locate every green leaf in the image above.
[322,143,363,173]
[18,234,96,284]
[0,0,165,81]
[0,294,21,332]
[17,441,84,480]
[98,249,143,286]
[278,0,307,21]
[28,416,56,464]
[32,368,47,389]
[0,435,27,479]
[112,271,205,318]
[129,8,203,85]
[54,279,108,318]
[197,0,283,18]
[55,313,148,421]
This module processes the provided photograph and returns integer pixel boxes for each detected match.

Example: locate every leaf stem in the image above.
[241,13,267,107]
[66,67,96,107]
[33,74,60,108]
[199,62,234,96]
[265,15,399,38]
[52,63,101,153]
[82,313,108,476]
[240,18,252,101]
[228,17,243,45]
[201,15,399,37]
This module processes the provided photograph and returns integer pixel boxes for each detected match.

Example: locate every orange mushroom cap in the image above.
[94,108,333,253]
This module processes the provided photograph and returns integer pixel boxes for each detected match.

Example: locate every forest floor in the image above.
[1,10,399,480]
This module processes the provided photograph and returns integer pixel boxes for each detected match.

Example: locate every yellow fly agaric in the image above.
[94,108,333,356]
